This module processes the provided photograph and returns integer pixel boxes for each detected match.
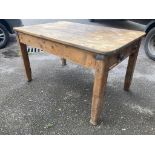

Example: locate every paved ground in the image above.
[0,20,155,135]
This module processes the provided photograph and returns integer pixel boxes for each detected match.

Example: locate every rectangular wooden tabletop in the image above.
[14,21,145,55]
[14,21,144,125]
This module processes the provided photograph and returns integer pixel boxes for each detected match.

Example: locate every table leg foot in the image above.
[28,79,32,82]
[90,119,98,126]
[61,58,67,66]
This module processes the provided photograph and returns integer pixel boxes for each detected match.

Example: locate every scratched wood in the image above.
[17,32,97,68]
[14,22,144,126]
[14,21,145,55]
[90,58,109,125]
[18,43,32,81]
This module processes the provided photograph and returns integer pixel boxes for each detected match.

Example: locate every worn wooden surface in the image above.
[18,43,32,82]
[124,51,139,91]
[17,32,97,68]
[14,21,145,55]
[90,58,109,125]
[15,22,143,125]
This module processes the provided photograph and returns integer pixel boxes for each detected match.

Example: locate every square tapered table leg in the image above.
[124,43,140,91]
[90,58,109,125]
[19,43,32,82]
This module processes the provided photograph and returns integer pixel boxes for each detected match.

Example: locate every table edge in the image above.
[14,28,145,56]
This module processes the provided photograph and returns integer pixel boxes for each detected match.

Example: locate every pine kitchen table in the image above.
[14,21,145,125]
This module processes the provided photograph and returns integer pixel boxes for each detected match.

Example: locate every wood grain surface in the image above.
[14,21,145,54]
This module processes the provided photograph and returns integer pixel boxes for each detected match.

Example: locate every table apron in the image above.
[17,32,141,71]
[108,39,141,70]
[17,32,97,69]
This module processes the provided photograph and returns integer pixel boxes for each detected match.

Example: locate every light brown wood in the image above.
[17,32,142,71]
[14,21,145,54]
[90,58,109,125]
[108,40,139,70]
[124,43,140,91]
[17,32,97,69]
[14,22,145,125]
[19,43,32,82]
[61,58,67,66]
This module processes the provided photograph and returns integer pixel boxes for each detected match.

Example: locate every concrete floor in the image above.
[0,20,155,134]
